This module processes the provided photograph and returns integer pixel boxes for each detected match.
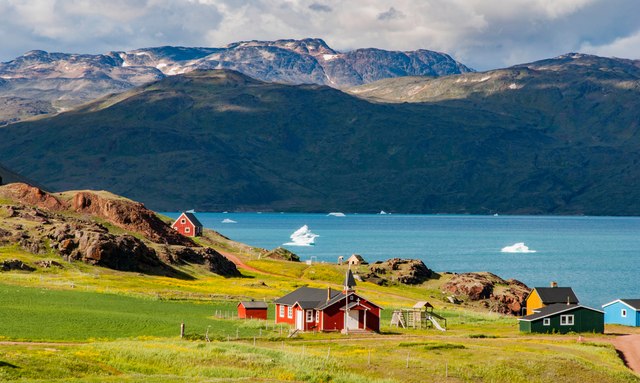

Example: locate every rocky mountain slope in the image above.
[0,183,239,277]
[0,39,471,124]
[1,54,639,215]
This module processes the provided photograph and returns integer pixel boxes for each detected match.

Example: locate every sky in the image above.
[1,0,639,70]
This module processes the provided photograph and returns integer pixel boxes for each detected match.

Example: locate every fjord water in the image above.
[164,213,639,307]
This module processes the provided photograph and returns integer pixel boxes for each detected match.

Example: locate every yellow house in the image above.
[525,282,579,315]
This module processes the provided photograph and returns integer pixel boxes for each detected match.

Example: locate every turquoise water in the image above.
[164,212,640,307]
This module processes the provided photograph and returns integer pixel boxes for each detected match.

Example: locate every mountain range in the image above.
[0,51,639,215]
[0,38,471,124]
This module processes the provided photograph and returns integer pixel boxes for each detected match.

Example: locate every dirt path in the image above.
[611,334,640,374]
[215,248,268,275]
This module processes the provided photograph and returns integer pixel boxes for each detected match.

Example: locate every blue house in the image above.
[602,299,640,327]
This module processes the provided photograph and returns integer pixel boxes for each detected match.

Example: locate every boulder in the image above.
[0,259,35,272]
[442,272,530,315]
[0,183,66,211]
[34,260,63,268]
[363,258,434,285]
[262,247,300,262]
[159,245,240,277]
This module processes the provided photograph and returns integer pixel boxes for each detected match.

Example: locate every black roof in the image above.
[274,287,341,309]
[519,304,603,322]
[621,300,640,310]
[534,287,579,304]
[183,212,203,227]
[238,301,268,309]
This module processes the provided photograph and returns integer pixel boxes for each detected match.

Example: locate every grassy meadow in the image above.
[1,239,639,382]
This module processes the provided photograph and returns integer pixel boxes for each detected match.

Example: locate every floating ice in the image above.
[379,210,388,215]
[327,212,346,217]
[501,242,536,253]
[221,218,237,224]
[284,225,319,246]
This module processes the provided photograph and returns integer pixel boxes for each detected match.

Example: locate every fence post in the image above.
[180,322,185,339]
[406,351,410,368]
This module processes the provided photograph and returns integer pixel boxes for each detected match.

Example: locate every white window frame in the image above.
[181,219,186,224]
[316,311,320,322]
[622,309,627,318]
[560,314,574,326]
[185,227,190,233]
[279,305,284,317]
[543,318,550,326]
[287,306,293,319]
[306,310,313,322]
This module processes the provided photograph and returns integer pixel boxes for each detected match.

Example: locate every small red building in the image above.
[274,269,381,333]
[237,301,268,320]
[171,212,203,237]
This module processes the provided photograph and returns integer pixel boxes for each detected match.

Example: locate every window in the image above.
[287,306,293,318]
[306,310,313,322]
[543,318,550,326]
[560,315,574,326]
[622,309,627,318]
[181,219,186,224]
[185,227,190,233]
[316,311,320,322]
[279,305,284,317]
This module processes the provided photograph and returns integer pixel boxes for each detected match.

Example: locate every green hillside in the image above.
[0,58,639,214]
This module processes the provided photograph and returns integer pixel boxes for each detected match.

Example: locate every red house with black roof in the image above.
[238,300,268,320]
[171,212,203,237]
[274,269,381,333]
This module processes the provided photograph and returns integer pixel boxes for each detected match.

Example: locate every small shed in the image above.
[237,300,268,320]
[602,299,640,327]
[519,304,604,333]
[171,212,203,237]
[347,254,367,266]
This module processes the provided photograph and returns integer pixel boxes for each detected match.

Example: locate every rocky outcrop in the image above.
[0,183,66,211]
[160,246,240,277]
[441,272,530,315]
[362,258,434,285]
[0,259,35,272]
[262,247,300,262]
[72,192,193,246]
[46,222,164,272]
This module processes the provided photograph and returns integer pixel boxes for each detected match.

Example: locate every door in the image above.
[295,309,304,330]
[347,310,360,330]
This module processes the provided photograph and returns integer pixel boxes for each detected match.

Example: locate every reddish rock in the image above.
[0,183,67,210]
[72,191,193,246]
[364,258,434,285]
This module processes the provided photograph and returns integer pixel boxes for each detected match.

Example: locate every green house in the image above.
[519,304,604,333]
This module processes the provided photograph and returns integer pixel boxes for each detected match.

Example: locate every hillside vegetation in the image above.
[1,54,640,214]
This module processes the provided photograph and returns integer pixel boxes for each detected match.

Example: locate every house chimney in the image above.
[550,281,558,288]
[327,287,332,302]
[567,296,570,306]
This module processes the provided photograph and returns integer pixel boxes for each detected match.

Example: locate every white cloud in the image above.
[581,29,640,58]
[0,0,639,70]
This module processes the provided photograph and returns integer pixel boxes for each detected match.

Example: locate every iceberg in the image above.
[284,225,319,246]
[501,242,537,253]
[379,210,388,215]
[221,218,237,224]
[327,212,346,217]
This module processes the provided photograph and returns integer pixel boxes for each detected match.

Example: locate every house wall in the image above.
[321,295,380,332]
[604,302,637,326]
[525,308,604,333]
[242,308,268,320]
[526,290,543,315]
[238,305,247,319]
[275,304,295,326]
[172,214,197,237]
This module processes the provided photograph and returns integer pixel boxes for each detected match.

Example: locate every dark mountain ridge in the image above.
[1,53,639,215]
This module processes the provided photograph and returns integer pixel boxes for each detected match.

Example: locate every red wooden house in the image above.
[237,300,268,320]
[171,212,203,237]
[273,269,381,333]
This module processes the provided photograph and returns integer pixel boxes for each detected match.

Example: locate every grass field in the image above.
[1,239,639,382]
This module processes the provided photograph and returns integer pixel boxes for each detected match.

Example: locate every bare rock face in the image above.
[0,259,35,272]
[160,245,240,277]
[262,247,300,262]
[442,272,530,315]
[0,183,67,211]
[47,222,162,272]
[363,258,434,285]
[72,192,193,246]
